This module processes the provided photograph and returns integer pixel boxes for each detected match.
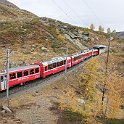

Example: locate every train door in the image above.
[0,75,6,91]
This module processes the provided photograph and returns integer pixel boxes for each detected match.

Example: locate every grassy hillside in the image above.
[0,0,123,76]
[0,17,109,70]
[0,4,37,20]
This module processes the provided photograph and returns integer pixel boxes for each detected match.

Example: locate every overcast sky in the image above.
[9,0,124,32]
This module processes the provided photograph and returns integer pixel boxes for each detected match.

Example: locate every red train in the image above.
[0,46,105,92]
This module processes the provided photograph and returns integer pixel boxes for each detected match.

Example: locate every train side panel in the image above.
[9,67,40,88]
[0,65,40,91]
[40,57,71,78]
[71,57,83,66]
[93,49,99,56]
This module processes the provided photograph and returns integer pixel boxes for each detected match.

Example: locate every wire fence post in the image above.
[102,34,111,117]
[6,49,10,107]
[65,47,68,79]
[92,48,93,58]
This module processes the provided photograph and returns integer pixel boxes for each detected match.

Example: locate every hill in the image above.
[117,31,124,39]
[0,0,37,20]
[0,0,17,7]
[0,17,109,70]
[0,0,123,75]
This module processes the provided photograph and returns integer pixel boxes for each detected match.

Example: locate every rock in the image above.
[2,105,12,113]
[96,37,99,41]
[41,47,48,52]
[35,91,39,94]
[78,98,85,104]
[1,110,6,114]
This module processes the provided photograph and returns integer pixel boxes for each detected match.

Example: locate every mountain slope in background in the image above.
[0,0,110,71]
[117,31,124,39]
[0,0,17,8]
[0,0,37,20]
[0,0,123,77]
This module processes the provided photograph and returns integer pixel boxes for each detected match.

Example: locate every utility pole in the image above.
[6,49,10,107]
[102,34,111,117]
[104,34,111,116]
[106,38,110,74]
[65,47,68,79]
[92,48,94,58]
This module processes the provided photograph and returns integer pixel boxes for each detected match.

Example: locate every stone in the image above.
[1,110,6,114]
[2,105,12,113]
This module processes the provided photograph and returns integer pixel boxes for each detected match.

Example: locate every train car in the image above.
[0,65,40,91]
[0,73,6,91]
[71,52,83,66]
[37,56,71,78]
[92,49,99,56]
[82,49,93,59]
[93,45,108,54]
[0,45,102,92]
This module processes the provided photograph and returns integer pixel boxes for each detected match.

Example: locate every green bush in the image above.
[103,119,124,124]
[63,110,84,121]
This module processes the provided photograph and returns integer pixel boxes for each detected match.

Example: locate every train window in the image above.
[57,62,60,67]
[64,60,66,64]
[53,63,56,68]
[10,73,16,79]
[48,64,53,70]
[100,47,105,49]
[35,68,39,73]
[30,69,34,75]
[24,70,28,76]
[74,57,77,61]
[0,76,3,82]
[17,72,22,78]
[45,66,47,71]
[60,61,63,66]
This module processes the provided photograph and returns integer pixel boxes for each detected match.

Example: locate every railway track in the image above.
[0,58,91,99]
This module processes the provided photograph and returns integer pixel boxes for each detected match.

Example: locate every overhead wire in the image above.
[52,0,79,24]
[62,0,88,27]
[52,0,104,30]
[79,0,104,27]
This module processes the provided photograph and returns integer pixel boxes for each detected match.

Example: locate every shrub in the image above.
[63,109,84,121]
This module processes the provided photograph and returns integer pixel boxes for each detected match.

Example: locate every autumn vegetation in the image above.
[0,1,123,123]
[57,56,124,123]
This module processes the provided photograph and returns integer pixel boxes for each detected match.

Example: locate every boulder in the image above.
[2,105,12,113]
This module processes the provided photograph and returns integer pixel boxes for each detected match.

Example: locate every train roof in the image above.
[72,49,94,57]
[83,49,93,53]
[0,65,39,75]
[42,56,70,65]
[1,65,40,74]
[72,52,82,57]
[93,45,107,48]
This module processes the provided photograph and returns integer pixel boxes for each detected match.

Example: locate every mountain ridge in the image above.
[0,0,18,8]
[117,31,124,39]
[0,0,37,20]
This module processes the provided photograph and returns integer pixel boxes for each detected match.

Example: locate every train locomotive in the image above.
[0,45,107,91]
